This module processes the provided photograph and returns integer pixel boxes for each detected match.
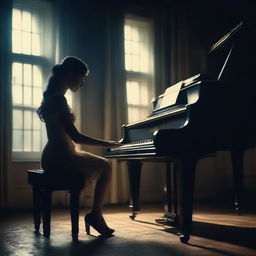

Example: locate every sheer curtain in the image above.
[0,1,12,208]
[154,3,190,95]
[53,0,78,61]
[103,6,129,204]
[53,0,81,128]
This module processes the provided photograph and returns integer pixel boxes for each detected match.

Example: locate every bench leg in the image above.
[42,190,52,238]
[32,187,42,233]
[70,190,80,241]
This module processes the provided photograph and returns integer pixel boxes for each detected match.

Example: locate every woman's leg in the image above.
[91,160,111,216]
[69,153,114,233]
[69,152,113,229]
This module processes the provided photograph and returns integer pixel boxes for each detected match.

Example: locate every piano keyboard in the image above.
[106,138,157,158]
[111,139,154,152]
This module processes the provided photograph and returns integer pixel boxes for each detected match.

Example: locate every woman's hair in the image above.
[51,56,89,78]
[37,56,89,121]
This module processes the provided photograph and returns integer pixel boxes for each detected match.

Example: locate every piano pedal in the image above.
[155,212,178,227]
[155,217,167,225]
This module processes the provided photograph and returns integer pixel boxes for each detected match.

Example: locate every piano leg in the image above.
[127,160,142,220]
[177,156,197,243]
[156,161,178,226]
[231,148,244,214]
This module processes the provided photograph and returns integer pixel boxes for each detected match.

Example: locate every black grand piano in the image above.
[105,21,256,243]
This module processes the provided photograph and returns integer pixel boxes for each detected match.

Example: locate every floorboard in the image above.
[0,204,255,256]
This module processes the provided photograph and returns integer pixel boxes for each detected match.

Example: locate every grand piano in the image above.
[105,21,256,243]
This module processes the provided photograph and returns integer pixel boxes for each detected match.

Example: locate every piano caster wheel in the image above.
[129,213,137,220]
[180,234,190,243]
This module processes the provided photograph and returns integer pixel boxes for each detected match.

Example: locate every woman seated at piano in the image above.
[37,56,121,236]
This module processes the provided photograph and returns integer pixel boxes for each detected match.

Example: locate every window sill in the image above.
[12,152,41,162]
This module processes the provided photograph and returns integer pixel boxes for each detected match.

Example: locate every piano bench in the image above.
[27,169,84,242]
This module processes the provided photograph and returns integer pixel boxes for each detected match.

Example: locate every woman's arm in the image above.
[62,118,121,147]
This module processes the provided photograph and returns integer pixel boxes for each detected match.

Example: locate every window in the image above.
[124,17,154,123]
[12,0,52,160]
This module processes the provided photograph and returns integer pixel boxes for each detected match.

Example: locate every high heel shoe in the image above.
[84,213,115,236]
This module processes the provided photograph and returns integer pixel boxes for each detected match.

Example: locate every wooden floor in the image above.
[0,204,255,256]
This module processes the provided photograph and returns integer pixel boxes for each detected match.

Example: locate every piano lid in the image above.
[209,21,244,53]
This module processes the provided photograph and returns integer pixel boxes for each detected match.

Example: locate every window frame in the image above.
[11,0,53,161]
[124,15,154,123]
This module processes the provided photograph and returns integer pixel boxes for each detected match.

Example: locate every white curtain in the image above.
[0,1,12,208]
[53,0,78,62]
[103,6,129,204]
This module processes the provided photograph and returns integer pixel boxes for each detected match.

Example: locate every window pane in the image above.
[32,13,40,33]
[140,85,149,105]
[131,55,139,72]
[13,130,23,151]
[124,19,151,73]
[24,110,32,129]
[12,8,41,56]
[13,109,23,129]
[125,41,131,54]
[22,31,31,54]
[33,112,40,129]
[12,85,23,104]
[140,108,150,119]
[12,30,22,53]
[125,54,132,71]
[33,130,40,152]
[22,11,31,32]
[33,88,42,106]
[12,63,22,84]
[128,107,140,123]
[126,81,140,105]
[140,45,148,72]
[33,65,42,87]
[24,130,32,151]
[24,64,32,85]
[32,33,40,56]
[12,9,21,29]
[124,25,131,39]
[131,27,139,41]
[132,41,139,55]
[24,86,32,105]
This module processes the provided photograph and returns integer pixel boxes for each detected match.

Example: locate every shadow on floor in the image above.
[163,221,256,249]
[0,233,190,256]
[192,221,256,249]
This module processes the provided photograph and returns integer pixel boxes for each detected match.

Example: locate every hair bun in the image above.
[51,57,89,77]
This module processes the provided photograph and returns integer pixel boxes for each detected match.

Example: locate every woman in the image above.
[37,56,121,236]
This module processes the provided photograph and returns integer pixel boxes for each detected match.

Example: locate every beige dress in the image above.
[40,94,106,183]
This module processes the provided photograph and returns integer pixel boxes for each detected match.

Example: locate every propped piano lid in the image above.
[209,21,244,53]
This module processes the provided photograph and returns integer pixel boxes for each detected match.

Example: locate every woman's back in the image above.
[40,94,76,170]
